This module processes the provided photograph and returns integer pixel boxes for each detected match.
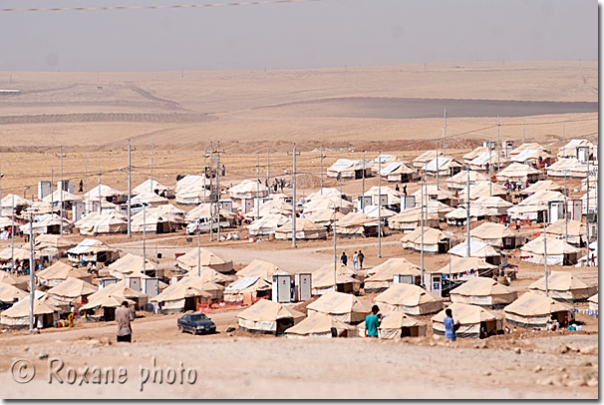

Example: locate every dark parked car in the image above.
[177,313,216,335]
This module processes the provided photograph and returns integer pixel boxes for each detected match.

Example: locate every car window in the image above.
[189,314,208,322]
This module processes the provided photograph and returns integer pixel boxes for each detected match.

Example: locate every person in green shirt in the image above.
[365,305,381,338]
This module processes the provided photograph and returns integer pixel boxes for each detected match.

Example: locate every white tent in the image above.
[450,277,517,308]
[400,227,456,254]
[274,218,327,240]
[75,211,128,236]
[504,292,572,329]
[229,179,268,200]
[247,214,288,237]
[374,283,443,316]
[447,170,489,190]
[432,302,503,338]
[285,313,357,339]
[363,258,421,293]
[237,299,304,335]
[307,290,373,324]
[496,162,539,183]
[520,234,581,266]
[327,159,369,179]
[448,239,502,265]
[470,222,521,248]
[528,271,597,302]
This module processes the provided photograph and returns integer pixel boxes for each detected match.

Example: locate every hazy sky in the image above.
[0,0,597,72]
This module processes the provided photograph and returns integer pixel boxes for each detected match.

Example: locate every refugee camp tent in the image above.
[412,150,442,168]
[302,195,354,215]
[185,203,236,227]
[370,154,397,172]
[496,163,540,183]
[327,159,369,179]
[151,280,212,314]
[0,194,32,216]
[510,143,548,157]
[0,296,59,328]
[472,196,513,216]
[431,256,498,279]
[37,261,93,287]
[175,175,206,194]
[20,214,73,236]
[34,234,77,255]
[432,302,503,338]
[176,248,233,273]
[42,190,82,204]
[450,277,517,308]
[107,253,157,279]
[528,271,597,302]
[520,180,563,197]
[507,190,566,222]
[223,277,272,303]
[311,264,362,295]
[545,219,586,246]
[75,211,128,235]
[84,280,149,310]
[448,239,502,265]
[244,199,293,220]
[423,157,463,177]
[400,227,455,254]
[358,311,427,339]
[80,295,136,321]
[247,214,288,237]
[0,282,27,305]
[237,259,288,281]
[285,313,357,339]
[546,158,587,178]
[580,191,598,215]
[363,258,421,293]
[412,185,458,207]
[380,162,416,183]
[84,184,121,201]
[588,294,598,311]
[504,292,572,329]
[0,272,28,290]
[229,179,268,200]
[305,188,342,201]
[363,186,401,207]
[459,182,508,201]
[46,277,97,303]
[445,206,497,226]
[511,148,553,165]
[374,283,443,316]
[520,235,581,266]
[130,191,169,207]
[67,239,120,265]
[174,275,225,300]
[131,204,186,233]
[133,179,173,197]
[387,206,443,233]
[463,146,490,163]
[274,218,327,240]
[334,212,378,237]
[470,222,522,249]
[362,205,397,220]
[306,290,373,324]
[305,209,345,228]
[468,152,509,171]
[558,139,594,159]
[447,170,489,190]
[0,247,31,264]
[237,299,305,335]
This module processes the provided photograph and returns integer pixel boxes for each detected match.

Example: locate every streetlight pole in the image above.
[466,168,471,258]
[319,145,323,196]
[59,146,64,235]
[28,211,35,331]
[256,154,260,220]
[292,143,297,248]
[443,109,447,157]
[420,174,425,287]
[497,115,501,171]
[544,224,549,297]
[333,206,337,291]
[197,228,201,277]
[150,141,154,193]
[11,194,15,273]
[203,146,207,203]
[267,149,270,194]
[362,150,366,204]
[142,204,147,267]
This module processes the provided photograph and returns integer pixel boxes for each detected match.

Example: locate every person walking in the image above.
[444,308,460,342]
[340,251,348,267]
[358,250,365,270]
[365,305,381,338]
[115,301,135,343]
[402,184,407,196]
[78,180,83,193]
[221,164,226,177]
[353,251,359,270]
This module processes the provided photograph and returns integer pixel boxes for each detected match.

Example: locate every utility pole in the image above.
[489,135,493,197]
[544,224,549,297]
[420,173,425,286]
[291,143,298,248]
[362,150,366,204]
[11,195,15,273]
[215,141,222,242]
[150,141,154,193]
[466,168,471,258]
[435,139,440,189]
[59,146,64,235]
[256,154,260,220]
[319,146,324,196]
[522,117,525,145]
[51,166,54,198]
[197,227,201,277]
[497,115,501,171]
[443,109,447,157]
[564,172,568,242]
[585,148,590,242]
[378,151,382,258]
[142,204,147,266]
[333,206,337,291]
[203,146,207,203]
[97,165,102,213]
[209,143,213,242]
[562,123,566,158]
[267,149,271,193]
[127,140,132,238]
[29,211,35,332]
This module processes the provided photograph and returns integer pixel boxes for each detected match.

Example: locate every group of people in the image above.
[270,178,288,194]
[504,179,530,193]
[340,250,365,270]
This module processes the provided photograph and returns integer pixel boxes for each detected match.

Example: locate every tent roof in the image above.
[361,205,397,219]
[84,184,121,199]
[67,238,117,255]
[0,282,28,302]
[432,302,501,324]
[378,311,426,330]
[151,279,212,302]
[237,259,288,280]
[46,277,97,299]
[496,162,539,179]
[365,258,420,280]
[374,283,442,307]
[545,219,586,238]
[107,253,157,274]
[285,313,355,336]
[449,239,500,258]
[133,179,171,195]
[336,212,377,228]
[521,180,563,195]
[276,218,326,233]
[237,299,304,323]
[176,248,232,271]
[450,277,515,297]
[0,272,25,286]
[470,222,515,240]
[85,280,147,304]
[504,292,571,317]
[1,296,58,318]
[400,227,451,245]
[447,170,489,185]
[521,235,582,255]
[431,256,497,275]
[588,294,598,304]
[42,190,82,203]
[305,209,345,224]
[80,294,136,310]
[528,271,595,293]
[37,261,90,281]
[445,206,497,220]
[307,290,373,315]
[0,194,33,208]
[473,196,513,208]
[311,264,360,289]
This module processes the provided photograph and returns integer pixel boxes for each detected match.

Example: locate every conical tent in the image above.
[274,218,327,240]
[364,258,421,293]
[545,219,586,246]
[176,248,233,273]
[46,277,97,302]
[237,299,305,334]
[432,302,503,338]
[0,282,28,303]
[504,292,572,328]
[236,259,287,281]
[528,271,597,302]
[450,277,517,307]
[520,234,581,266]
[107,253,157,279]
[311,263,362,295]
[400,227,453,254]
[37,261,93,286]
[0,296,59,327]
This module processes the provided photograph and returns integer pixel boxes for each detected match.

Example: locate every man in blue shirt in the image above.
[444,308,460,342]
[365,305,381,338]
